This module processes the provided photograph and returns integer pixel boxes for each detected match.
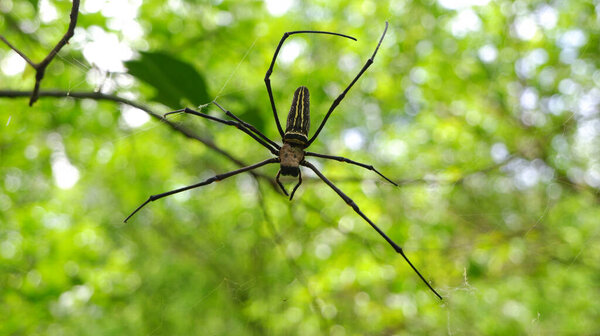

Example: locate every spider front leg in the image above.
[212,101,280,150]
[301,160,442,300]
[164,107,279,156]
[264,30,356,138]
[307,22,389,147]
[305,151,397,186]
[124,157,278,222]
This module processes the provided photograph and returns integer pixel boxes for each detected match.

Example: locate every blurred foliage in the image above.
[1,0,600,335]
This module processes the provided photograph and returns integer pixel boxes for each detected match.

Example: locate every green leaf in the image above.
[125,51,210,108]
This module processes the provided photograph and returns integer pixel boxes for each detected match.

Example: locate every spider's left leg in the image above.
[301,160,442,300]
[265,30,357,138]
[305,151,397,186]
[124,157,278,223]
[306,22,389,147]
[212,101,280,150]
[164,108,279,155]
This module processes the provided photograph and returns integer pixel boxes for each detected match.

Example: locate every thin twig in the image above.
[0,35,36,66]
[0,0,80,106]
[0,89,279,190]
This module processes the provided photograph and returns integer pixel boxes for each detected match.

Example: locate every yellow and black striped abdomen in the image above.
[284,86,310,146]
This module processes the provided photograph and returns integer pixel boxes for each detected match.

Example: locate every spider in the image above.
[124,22,442,300]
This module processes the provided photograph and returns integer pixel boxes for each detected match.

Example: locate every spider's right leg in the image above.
[264,30,356,138]
[307,22,389,147]
[164,108,279,156]
[301,160,442,300]
[304,151,397,186]
[124,157,278,223]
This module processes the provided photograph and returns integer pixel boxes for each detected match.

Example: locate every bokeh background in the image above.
[1,0,599,334]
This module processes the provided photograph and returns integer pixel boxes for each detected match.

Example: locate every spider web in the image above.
[174,33,477,333]
[37,23,600,335]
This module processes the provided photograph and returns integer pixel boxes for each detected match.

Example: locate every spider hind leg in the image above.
[301,159,443,300]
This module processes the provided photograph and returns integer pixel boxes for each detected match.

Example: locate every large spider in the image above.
[125,22,442,300]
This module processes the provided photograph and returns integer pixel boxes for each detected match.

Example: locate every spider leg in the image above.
[265,30,357,138]
[301,160,442,300]
[306,22,389,147]
[164,108,279,156]
[212,101,280,150]
[124,157,279,223]
[289,169,303,201]
[305,151,397,186]
[275,169,289,196]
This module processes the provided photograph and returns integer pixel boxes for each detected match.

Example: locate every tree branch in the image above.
[0,35,36,66]
[0,89,279,190]
[0,0,80,106]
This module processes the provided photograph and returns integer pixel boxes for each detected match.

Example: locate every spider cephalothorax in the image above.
[279,142,304,177]
[125,22,442,300]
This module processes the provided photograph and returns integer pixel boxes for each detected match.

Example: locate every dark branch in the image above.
[0,0,80,106]
[0,89,279,190]
[0,35,36,66]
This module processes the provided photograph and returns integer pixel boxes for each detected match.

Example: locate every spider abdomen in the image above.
[284,86,310,147]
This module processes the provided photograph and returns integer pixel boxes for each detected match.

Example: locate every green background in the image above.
[1,0,599,334]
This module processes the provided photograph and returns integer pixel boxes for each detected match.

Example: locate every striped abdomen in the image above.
[284,86,310,146]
